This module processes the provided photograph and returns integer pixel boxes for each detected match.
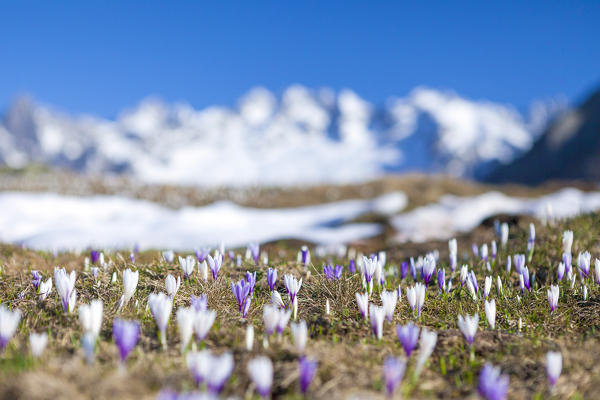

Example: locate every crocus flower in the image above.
[369,304,385,340]
[527,223,536,260]
[381,290,398,322]
[206,352,234,394]
[81,332,96,364]
[334,265,343,280]
[29,332,48,358]
[190,294,208,312]
[271,290,287,309]
[323,264,334,280]
[39,278,52,301]
[469,270,479,295]
[396,322,420,357]
[578,251,591,278]
[496,276,503,297]
[422,254,436,286]
[119,268,139,310]
[263,305,280,337]
[231,279,251,316]
[484,276,492,299]
[298,245,311,265]
[248,243,260,265]
[165,274,181,298]
[207,253,223,280]
[349,259,356,274]
[54,267,77,313]
[547,285,559,314]
[31,270,42,290]
[400,261,408,279]
[177,307,196,353]
[90,250,100,264]
[299,357,318,395]
[480,243,489,262]
[179,256,196,280]
[563,252,572,277]
[506,256,511,273]
[148,292,173,348]
[484,299,496,329]
[325,299,330,315]
[375,259,385,287]
[472,243,479,257]
[410,257,418,282]
[246,325,254,351]
[557,262,565,281]
[266,268,278,292]
[501,223,509,248]
[91,267,99,281]
[79,299,103,338]
[406,283,426,317]
[284,274,302,319]
[546,351,562,387]
[186,350,211,386]
[478,363,509,400]
[194,309,216,342]
[520,266,531,292]
[362,256,377,295]
[195,248,209,263]
[0,305,21,350]
[449,238,457,272]
[275,308,292,335]
[438,268,446,293]
[415,328,437,377]
[291,320,307,353]
[198,260,208,281]
[563,230,573,254]
[383,356,406,397]
[460,265,469,286]
[248,356,273,398]
[356,292,369,320]
[162,250,175,263]
[491,241,497,262]
[457,313,478,347]
[246,271,257,294]
[514,254,525,274]
[595,259,600,285]
[113,318,140,363]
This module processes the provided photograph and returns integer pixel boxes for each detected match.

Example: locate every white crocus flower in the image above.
[29,332,48,358]
[546,351,562,387]
[176,307,196,353]
[248,356,273,398]
[381,290,398,322]
[119,268,139,311]
[484,299,496,329]
[148,292,173,349]
[199,260,208,282]
[194,309,216,342]
[457,313,479,346]
[0,305,21,349]
[78,299,103,338]
[165,274,181,298]
[484,276,492,299]
[415,328,437,377]
[39,278,52,301]
[562,230,573,254]
[355,292,369,320]
[245,324,254,351]
[290,320,307,353]
[179,255,196,279]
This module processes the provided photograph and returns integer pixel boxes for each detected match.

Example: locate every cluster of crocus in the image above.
[54,267,77,313]
[263,305,292,339]
[246,271,257,295]
[179,255,196,280]
[231,278,252,318]
[113,318,140,364]
[519,266,531,292]
[323,264,343,281]
[207,252,223,280]
[478,364,509,400]
[186,350,234,394]
[31,270,42,290]
[0,305,21,350]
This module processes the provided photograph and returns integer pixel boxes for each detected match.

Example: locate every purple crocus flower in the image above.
[299,357,318,394]
[396,322,420,357]
[472,243,479,257]
[563,252,572,277]
[267,268,277,291]
[478,363,509,400]
[231,280,251,316]
[557,262,565,281]
[190,294,208,312]
[334,265,343,280]
[323,264,334,280]
[520,266,531,292]
[90,250,100,264]
[410,257,417,281]
[400,262,408,280]
[31,270,42,290]
[129,252,135,263]
[246,271,257,295]
[195,248,209,263]
[469,271,479,294]
[577,251,591,278]
[248,243,260,265]
[113,318,140,363]
[383,357,406,397]
[437,268,445,292]
[207,253,223,280]
[349,259,356,274]
[514,254,525,275]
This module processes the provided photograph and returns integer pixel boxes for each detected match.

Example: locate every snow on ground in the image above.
[392,188,600,242]
[0,191,407,251]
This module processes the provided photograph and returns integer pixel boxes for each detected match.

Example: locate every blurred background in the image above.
[0,1,599,251]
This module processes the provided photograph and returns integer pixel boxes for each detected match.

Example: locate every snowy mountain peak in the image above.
[0,86,565,186]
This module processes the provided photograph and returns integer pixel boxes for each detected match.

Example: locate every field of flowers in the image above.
[0,210,599,399]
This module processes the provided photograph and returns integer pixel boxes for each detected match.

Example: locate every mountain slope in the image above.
[486,88,600,184]
[0,86,562,186]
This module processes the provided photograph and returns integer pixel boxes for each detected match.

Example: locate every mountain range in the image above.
[0,86,565,186]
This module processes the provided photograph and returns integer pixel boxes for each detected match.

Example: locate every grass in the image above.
[0,211,600,399]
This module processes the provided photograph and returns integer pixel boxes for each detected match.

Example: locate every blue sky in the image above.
[1,1,599,117]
